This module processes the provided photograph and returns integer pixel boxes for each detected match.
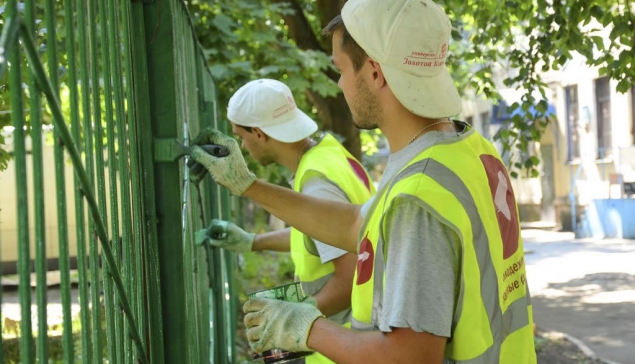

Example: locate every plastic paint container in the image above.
[248,282,312,363]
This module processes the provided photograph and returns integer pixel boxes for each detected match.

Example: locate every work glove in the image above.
[189,127,256,195]
[302,295,318,308]
[195,219,255,253]
[243,298,325,354]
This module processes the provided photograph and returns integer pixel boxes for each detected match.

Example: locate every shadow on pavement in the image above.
[532,272,635,364]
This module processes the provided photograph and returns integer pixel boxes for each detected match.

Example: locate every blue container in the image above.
[588,199,635,239]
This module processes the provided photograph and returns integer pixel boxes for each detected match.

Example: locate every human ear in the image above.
[254,127,267,141]
[368,59,387,88]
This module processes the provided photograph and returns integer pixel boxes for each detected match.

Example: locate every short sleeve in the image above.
[378,195,461,338]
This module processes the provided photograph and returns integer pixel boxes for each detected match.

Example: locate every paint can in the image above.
[248,282,313,363]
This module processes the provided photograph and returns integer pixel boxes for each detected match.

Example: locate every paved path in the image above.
[523,229,635,364]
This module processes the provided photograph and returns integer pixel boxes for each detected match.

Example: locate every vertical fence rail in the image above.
[97,0,120,359]
[106,0,132,361]
[1,0,237,363]
[6,1,35,363]
[76,0,96,359]
[61,0,81,361]
[87,0,106,360]
[24,0,47,361]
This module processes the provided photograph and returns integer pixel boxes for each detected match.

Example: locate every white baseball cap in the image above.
[227,79,318,143]
[341,0,462,118]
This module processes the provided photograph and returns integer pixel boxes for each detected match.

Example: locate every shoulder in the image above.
[301,175,350,203]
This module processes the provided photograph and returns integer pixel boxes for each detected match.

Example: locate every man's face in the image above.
[331,31,381,130]
[231,123,276,166]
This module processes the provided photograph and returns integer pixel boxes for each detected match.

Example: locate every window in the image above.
[595,77,612,158]
[565,85,580,161]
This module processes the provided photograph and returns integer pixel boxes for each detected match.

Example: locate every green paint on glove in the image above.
[302,295,318,308]
[189,127,256,195]
[196,219,254,253]
[194,229,210,246]
[243,298,324,354]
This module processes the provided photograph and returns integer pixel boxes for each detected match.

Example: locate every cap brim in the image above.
[259,108,318,143]
[382,66,462,119]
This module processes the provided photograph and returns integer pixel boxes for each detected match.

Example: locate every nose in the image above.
[337,77,342,89]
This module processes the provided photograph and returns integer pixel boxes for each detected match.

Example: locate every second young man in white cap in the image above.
[195,78,374,364]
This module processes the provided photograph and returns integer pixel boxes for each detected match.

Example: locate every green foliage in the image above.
[0,0,70,169]
[239,251,295,297]
[443,0,634,176]
[189,0,341,183]
[191,0,633,178]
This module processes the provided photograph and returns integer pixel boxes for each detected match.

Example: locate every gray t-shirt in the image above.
[291,175,350,264]
[289,174,352,325]
[361,127,465,338]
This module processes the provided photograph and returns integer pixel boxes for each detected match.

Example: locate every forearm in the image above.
[312,254,355,317]
[307,319,446,364]
[244,180,362,253]
[252,228,291,252]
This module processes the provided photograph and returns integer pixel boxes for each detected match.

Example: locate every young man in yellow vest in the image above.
[190,0,537,362]
[194,78,374,364]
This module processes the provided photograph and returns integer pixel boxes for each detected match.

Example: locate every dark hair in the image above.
[322,15,368,72]
[236,125,253,133]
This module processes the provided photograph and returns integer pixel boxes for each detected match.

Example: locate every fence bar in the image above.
[6,3,35,364]
[176,6,202,362]
[61,0,81,360]
[88,0,106,360]
[123,1,146,358]
[128,3,167,361]
[24,0,48,361]
[119,0,137,361]
[98,0,120,358]
[76,0,96,359]
[107,0,130,361]
[18,18,150,364]
[0,17,19,79]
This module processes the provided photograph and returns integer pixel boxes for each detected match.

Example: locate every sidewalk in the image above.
[523,229,635,364]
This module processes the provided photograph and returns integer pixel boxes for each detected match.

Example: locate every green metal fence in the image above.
[0,0,237,363]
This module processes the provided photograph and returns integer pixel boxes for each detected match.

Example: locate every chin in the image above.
[352,119,379,131]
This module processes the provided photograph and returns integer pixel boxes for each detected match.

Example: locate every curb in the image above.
[562,332,621,364]
[539,327,620,364]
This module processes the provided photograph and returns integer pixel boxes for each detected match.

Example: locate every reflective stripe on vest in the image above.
[351,128,535,363]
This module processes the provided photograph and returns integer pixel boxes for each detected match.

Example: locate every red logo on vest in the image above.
[480,155,520,259]
[356,232,374,285]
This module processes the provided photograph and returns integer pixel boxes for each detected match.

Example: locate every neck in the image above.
[276,137,316,173]
[381,107,454,153]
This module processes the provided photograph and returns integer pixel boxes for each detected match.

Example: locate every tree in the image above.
[1,0,633,175]
[188,0,634,177]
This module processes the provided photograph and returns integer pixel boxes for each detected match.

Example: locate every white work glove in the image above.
[195,219,255,253]
[243,298,324,354]
[189,127,256,195]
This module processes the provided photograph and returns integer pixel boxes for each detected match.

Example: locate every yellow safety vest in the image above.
[352,125,536,363]
[291,133,375,282]
[291,133,375,364]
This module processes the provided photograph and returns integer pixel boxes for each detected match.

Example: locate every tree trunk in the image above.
[272,0,362,159]
[305,90,361,159]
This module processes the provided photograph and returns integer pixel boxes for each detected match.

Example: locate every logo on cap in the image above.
[402,44,448,68]
[271,98,297,119]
